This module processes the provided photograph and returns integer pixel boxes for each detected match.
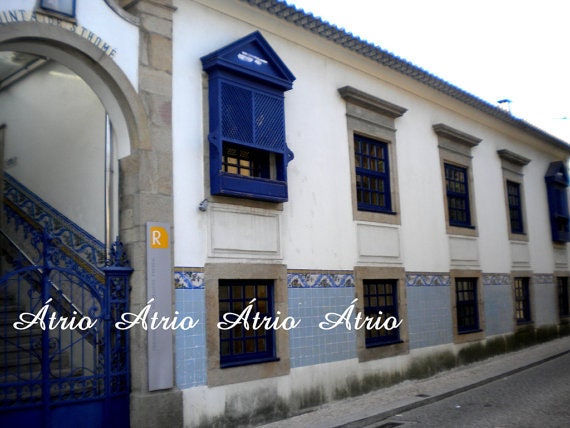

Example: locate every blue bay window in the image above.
[201,32,296,202]
[545,161,570,242]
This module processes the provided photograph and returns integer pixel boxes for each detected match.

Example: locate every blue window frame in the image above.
[218,279,277,368]
[363,279,400,347]
[455,278,480,334]
[354,135,392,213]
[507,180,524,234]
[515,277,531,324]
[445,163,472,227]
[545,161,570,242]
[201,32,296,202]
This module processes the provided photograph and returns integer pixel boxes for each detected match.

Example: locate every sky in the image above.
[287,0,570,142]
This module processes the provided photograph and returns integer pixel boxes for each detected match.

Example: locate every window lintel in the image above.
[433,123,481,149]
[339,86,407,119]
[498,149,531,168]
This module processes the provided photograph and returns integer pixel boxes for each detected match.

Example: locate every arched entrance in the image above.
[0,21,147,428]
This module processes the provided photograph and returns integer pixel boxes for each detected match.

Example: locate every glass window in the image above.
[222,143,270,178]
[218,280,276,367]
[456,278,480,333]
[514,277,531,324]
[41,0,76,17]
[445,163,471,227]
[355,135,392,213]
[558,277,569,318]
[507,180,524,234]
[363,279,400,347]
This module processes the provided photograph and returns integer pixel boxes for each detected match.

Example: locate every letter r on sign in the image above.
[150,226,169,249]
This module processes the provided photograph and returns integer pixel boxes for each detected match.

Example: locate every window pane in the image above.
[222,142,270,179]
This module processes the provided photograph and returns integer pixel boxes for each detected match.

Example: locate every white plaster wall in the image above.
[0,61,106,241]
[525,156,558,272]
[76,1,139,88]
[180,342,459,427]
[1,0,36,12]
[172,0,569,274]
[396,102,450,272]
[1,0,139,89]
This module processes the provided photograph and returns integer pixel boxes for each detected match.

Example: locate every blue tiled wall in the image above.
[175,288,207,388]
[288,287,357,367]
[173,269,527,387]
[483,275,514,336]
[533,275,558,326]
[406,279,453,349]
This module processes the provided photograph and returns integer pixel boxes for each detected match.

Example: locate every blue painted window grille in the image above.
[363,279,400,347]
[201,32,296,202]
[455,278,480,334]
[354,135,393,213]
[545,161,570,242]
[219,280,277,367]
[507,180,524,234]
[558,277,569,318]
[515,277,531,324]
[445,163,472,227]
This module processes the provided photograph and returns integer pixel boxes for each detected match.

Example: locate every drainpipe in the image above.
[104,114,113,262]
[0,125,5,230]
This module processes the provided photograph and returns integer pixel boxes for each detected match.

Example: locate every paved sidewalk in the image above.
[257,336,570,428]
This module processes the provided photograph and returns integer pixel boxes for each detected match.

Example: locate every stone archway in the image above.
[0,22,150,156]
[0,3,181,425]
[0,18,156,428]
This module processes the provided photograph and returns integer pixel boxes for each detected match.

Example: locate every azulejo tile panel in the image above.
[174,269,205,289]
[287,271,354,288]
[482,274,511,286]
[534,274,555,285]
[406,273,450,287]
[174,269,355,289]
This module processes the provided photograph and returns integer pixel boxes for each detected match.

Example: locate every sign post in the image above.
[146,222,173,391]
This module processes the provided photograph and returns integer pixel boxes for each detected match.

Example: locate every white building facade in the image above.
[1,1,569,427]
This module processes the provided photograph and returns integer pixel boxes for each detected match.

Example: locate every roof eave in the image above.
[240,0,570,154]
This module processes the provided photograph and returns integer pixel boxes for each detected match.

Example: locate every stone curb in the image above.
[338,348,570,428]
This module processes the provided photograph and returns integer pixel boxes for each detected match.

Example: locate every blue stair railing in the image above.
[3,172,106,276]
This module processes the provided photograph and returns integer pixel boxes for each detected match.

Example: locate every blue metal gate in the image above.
[0,226,132,428]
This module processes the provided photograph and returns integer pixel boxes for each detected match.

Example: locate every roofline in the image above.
[240,0,570,153]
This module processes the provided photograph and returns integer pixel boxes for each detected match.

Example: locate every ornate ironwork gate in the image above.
[0,226,132,428]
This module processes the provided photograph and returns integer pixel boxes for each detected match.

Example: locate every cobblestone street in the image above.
[377,352,570,428]
[259,337,570,428]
